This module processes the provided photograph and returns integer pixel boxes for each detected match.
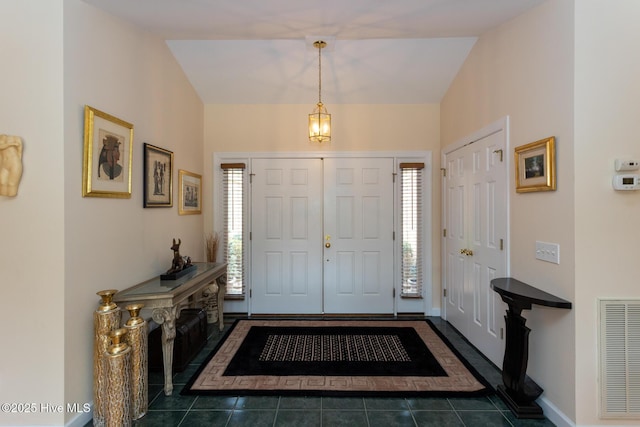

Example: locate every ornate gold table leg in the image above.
[217,274,227,331]
[151,306,178,395]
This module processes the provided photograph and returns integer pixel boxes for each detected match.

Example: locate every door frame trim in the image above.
[440,116,511,321]
[213,150,433,316]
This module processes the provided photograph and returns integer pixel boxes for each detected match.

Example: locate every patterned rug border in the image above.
[181,319,494,398]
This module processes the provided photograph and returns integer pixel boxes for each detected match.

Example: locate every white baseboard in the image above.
[65,405,92,427]
[539,395,575,427]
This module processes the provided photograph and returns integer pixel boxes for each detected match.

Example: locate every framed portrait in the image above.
[143,143,173,207]
[82,105,133,198]
[178,169,202,215]
[515,136,556,193]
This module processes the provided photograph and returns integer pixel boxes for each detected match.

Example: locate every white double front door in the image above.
[251,157,394,314]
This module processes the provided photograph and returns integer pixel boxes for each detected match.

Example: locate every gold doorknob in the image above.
[325,242,331,248]
[460,248,474,256]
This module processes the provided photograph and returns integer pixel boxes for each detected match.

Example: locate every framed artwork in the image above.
[515,136,556,193]
[178,169,202,215]
[82,105,133,198]
[143,143,173,207]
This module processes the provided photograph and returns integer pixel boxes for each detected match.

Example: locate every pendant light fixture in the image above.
[309,40,331,143]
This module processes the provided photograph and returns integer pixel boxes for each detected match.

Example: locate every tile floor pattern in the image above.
[88,317,556,426]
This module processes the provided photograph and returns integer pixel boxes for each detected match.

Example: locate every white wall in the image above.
[0,1,65,426]
[441,0,576,422]
[574,1,640,425]
[62,1,204,425]
[202,103,443,310]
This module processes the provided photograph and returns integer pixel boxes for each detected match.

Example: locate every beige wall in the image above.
[574,1,640,425]
[0,1,65,425]
[63,1,204,425]
[441,0,576,422]
[203,103,443,308]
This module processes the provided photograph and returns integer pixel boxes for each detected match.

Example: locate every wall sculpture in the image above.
[0,134,23,197]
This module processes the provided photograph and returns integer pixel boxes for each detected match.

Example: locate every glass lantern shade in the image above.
[309,102,331,143]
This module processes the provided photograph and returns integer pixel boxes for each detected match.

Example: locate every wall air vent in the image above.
[599,299,640,419]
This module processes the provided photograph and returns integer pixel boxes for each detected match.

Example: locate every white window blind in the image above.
[400,163,424,298]
[221,163,246,298]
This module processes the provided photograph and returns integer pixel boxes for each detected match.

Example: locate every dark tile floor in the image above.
[89,317,556,426]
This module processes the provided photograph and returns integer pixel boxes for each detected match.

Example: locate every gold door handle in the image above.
[325,242,331,248]
[460,249,474,256]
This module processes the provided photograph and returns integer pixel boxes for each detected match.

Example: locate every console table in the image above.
[115,262,227,395]
[490,277,571,419]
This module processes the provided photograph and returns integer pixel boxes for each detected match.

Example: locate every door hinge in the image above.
[393,231,396,240]
[500,327,504,340]
[393,288,396,298]
[250,231,252,241]
[443,229,447,238]
[392,172,397,183]
[249,289,252,298]
[500,238,503,250]
[440,168,446,177]
[249,173,255,184]
[493,149,504,162]
[443,288,447,298]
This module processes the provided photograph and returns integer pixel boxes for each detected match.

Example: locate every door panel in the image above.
[323,158,394,314]
[251,158,323,314]
[446,153,468,333]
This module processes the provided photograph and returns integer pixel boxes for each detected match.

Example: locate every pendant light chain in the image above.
[318,41,322,104]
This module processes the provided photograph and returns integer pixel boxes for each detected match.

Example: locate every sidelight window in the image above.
[221,163,246,297]
[400,163,424,298]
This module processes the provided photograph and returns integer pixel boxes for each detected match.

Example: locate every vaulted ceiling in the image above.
[82,0,544,104]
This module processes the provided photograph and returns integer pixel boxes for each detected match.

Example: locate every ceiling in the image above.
[82,0,545,104]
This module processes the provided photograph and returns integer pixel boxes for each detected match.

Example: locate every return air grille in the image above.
[599,299,640,419]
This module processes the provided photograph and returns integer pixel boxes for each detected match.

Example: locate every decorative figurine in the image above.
[162,238,194,279]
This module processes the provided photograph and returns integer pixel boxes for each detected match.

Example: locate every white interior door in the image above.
[251,158,323,314]
[323,158,395,314]
[444,129,507,366]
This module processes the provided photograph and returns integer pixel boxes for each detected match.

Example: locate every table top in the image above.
[114,262,226,302]
[490,277,572,309]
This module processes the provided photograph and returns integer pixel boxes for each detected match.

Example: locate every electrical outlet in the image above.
[535,241,560,264]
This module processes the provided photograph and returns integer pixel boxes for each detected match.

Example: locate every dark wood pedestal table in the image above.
[490,277,572,419]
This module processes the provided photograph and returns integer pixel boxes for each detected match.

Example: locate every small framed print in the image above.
[82,105,133,198]
[178,169,202,215]
[515,136,556,193]
[143,143,173,207]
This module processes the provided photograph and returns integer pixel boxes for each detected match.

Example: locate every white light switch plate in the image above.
[535,241,560,264]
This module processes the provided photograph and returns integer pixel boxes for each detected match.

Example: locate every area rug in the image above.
[182,319,493,397]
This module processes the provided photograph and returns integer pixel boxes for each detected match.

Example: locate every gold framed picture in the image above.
[515,136,556,193]
[143,143,173,208]
[178,169,202,215]
[82,105,134,198]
